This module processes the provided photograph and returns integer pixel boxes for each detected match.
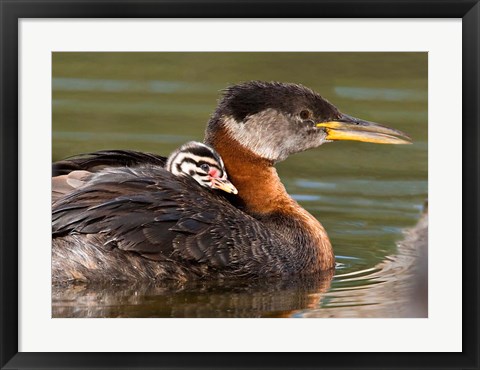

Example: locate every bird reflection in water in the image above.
[52,270,334,318]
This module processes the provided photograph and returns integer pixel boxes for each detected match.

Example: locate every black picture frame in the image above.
[1,1,478,369]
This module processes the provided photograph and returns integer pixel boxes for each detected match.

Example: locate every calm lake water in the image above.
[52,52,428,318]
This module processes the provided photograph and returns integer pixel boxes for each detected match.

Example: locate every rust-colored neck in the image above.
[206,126,289,214]
[206,126,335,271]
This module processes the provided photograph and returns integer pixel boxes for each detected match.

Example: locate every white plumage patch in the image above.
[165,141,228,188]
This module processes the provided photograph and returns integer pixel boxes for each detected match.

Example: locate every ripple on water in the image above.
[53,77,217,94]
[53,131,194,144]
[334,86,427,102]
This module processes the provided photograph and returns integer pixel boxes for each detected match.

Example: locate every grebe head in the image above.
[205,81,411,162]
[166,141,238,194]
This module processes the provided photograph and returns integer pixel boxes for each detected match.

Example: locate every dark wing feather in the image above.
[52,166,294,277]
[53,150,167,176]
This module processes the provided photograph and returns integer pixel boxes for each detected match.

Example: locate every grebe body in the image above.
[52,81,410,283]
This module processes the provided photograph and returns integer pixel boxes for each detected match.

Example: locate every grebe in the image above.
[52,81,410,283]
[52,141,237,202]
[165,141,237,194]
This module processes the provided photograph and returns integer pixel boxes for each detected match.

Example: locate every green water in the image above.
[52,52,428,318]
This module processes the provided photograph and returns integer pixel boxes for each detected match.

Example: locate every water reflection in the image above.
[52,271,335,318]
[311,212,428,318]
[52,52,428,318]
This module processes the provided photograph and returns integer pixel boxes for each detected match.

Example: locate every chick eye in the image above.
[300,110,312,120]
[200,164,210,172]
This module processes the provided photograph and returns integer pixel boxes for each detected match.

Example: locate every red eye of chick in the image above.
[208,168,220,178]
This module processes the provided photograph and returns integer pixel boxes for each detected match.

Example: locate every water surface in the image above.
[52,52,428,318]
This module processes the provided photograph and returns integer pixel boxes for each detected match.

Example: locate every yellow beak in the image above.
[211,178,238,194]
[316,114,411,144]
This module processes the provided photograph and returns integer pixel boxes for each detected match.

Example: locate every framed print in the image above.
[1,1,479,369]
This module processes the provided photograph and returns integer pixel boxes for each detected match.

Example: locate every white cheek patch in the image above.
[222,112,327,162]
[222,110,290,161]
[192,174,211,186]
[177,162,211,187]
[178,162,197,176]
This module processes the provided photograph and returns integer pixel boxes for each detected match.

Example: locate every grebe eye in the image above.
[200,164,210,172]
[300,110,311,120]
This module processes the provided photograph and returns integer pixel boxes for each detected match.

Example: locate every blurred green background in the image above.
[52,52,427,317]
